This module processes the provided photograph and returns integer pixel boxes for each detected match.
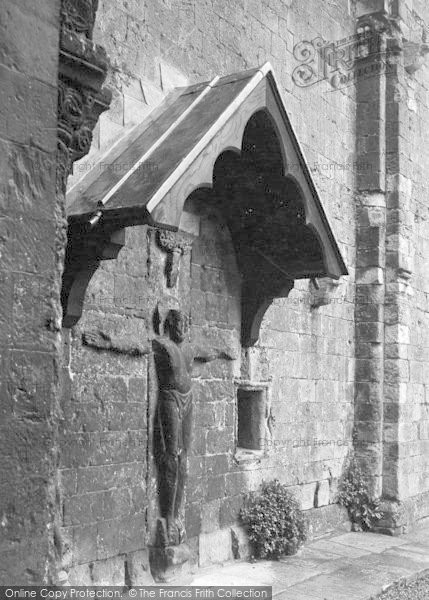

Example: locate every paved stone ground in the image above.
[189,521,429,600]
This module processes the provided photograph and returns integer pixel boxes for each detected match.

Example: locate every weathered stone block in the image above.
[199,529,233,567]
[190,289,206,325]
[356,283,384,305]
[356,321,383,343]
[12,275,55,351]
[97,514,146,559]
[355,420,382,444]
[300,482,316,510]
[0,65,30,145]
[68,563,93,586]
[206,292,228,323]
[206,476,226,501]
[0,272,13,342]
[315,480,330,507]
[9,350,55,422]
[356,303,383,323]
[60,469,77,497]
[355,341,383,359]
[186,476,207,504]
[0,3,59,85]
[205,454,229,477]
[355,358,383,382]
[384,359,410,385]
[92,556,125,585]
[219,495,244,529]
[74,524,97,564]
[356,266,384,285]
[127,549,154,585]
[225,472,247,497]
[355,401,382,422]
[206,428,234,454]
[201,500,220,533]
[128,377,147,403]
[186,502,202,539]
[63,492,105,527]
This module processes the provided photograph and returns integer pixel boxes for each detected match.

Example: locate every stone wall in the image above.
[1,0,428,585]
[0,0,63,584]
[59,225,153,584]
[63,0,359,573]
[62,193,352,576]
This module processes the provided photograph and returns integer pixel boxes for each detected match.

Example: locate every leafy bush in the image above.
[239,480,307,559]
[337,457,382,531]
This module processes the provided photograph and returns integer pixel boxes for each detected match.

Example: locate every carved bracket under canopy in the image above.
[64,63,347,339]
[61,225,125,328]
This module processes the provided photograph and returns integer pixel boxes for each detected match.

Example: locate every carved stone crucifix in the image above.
[157,230,193,288]
[153,310,237,548]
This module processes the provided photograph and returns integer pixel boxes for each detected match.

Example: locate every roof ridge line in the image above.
[97,74,221,208]
[145,63,272,214]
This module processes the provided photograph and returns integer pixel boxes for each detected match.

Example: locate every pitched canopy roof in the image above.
[64,63,348,343]
[67,63,346,280]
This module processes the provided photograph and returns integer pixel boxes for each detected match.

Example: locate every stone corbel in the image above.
[404,41,429,74]
[241,279,295,347]
[309,277,342,309]
[61,226,125,328]
[157,229,194,288]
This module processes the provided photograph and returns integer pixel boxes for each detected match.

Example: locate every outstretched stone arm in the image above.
[83,327,150,356]
[193,344,238,362]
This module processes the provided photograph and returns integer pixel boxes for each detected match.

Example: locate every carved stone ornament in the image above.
[157,229,194,288]
[59,0,118,328]
[404,41,429,74]
[309,277,342,309]
[82,327,150,356]
[57,0,111,194]
[60,0,99,38]
[150,310,235,580]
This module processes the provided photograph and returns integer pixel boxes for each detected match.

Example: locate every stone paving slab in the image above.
[276,570,380,600]
[189,521,429,599]
[387,543,429,563]
[330,531,407,553]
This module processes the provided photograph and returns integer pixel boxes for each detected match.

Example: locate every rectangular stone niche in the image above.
[235,382,269,461]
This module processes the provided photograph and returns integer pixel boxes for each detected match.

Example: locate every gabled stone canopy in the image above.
[63,63,347,343]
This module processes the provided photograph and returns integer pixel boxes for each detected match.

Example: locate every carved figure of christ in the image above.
[153,309,236,545]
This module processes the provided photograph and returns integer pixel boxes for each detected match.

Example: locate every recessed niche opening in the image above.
[236,384,269,461]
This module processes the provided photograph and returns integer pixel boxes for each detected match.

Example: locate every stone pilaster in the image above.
[380,7,415,533]
[354,12,389,498]
[354,0,427,533]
